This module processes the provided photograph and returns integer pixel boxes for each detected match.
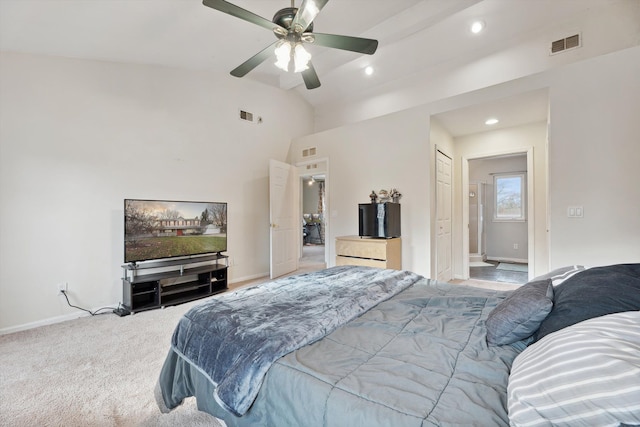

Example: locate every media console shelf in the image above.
[120,253,228,315]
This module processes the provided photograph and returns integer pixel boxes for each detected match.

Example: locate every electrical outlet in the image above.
[57,283,67,295]
[513,243,519,250]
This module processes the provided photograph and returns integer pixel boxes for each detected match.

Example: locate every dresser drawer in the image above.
[336,255,388,269]
[335,236,402,270]
[336,238,387,260]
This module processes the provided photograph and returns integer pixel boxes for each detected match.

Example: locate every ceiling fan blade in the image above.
[292,0,329,33]
[230,42,278,78]
[301,62,321,90]
[202,0,286,33]
[310,33,378,55]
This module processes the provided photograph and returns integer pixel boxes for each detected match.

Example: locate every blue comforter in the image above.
[168,266,422,416]
[158,270,527,426]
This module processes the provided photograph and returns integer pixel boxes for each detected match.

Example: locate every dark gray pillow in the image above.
[535,263,640,341]
[485,279,553,346]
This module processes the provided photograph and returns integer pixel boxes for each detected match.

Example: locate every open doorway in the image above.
[431,88,549,285]
[467,154,529,284]
[298,160,328,271]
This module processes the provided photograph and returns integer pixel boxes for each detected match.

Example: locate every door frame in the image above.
[296,158,329,266]
[461,147,535,280]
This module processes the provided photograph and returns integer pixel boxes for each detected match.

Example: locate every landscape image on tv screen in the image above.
[124,199,227,263]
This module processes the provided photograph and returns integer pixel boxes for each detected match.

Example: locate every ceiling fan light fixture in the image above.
[274,40,292,71]
[294,43,312,72]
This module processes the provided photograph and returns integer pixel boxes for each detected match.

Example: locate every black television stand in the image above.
[120,254,228,315]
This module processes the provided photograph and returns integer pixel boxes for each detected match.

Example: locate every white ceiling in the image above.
[0,0,634,135]
[434,89,549,137]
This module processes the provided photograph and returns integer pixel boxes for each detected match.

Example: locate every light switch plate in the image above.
[567,206,584,218]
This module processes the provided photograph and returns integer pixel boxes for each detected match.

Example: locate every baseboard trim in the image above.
[1,309,91,336]
[2,270,288,335]
[229,272,269,286]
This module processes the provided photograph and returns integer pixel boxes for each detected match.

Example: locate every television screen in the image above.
[358,202,401,238]
[124,199,227,263]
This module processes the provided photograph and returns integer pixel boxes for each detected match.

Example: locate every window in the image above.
[494,173,525,221]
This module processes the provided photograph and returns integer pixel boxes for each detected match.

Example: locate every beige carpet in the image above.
[0,295,225,427]
[1,263,510,427]
[0,263,329,427]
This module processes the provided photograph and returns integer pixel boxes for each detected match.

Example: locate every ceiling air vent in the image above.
[550,33,581,55]
[302,147,317,157]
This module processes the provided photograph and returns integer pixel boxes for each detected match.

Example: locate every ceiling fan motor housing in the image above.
[272,7,313,34]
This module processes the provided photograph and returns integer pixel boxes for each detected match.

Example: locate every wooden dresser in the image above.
[335,235,402,270]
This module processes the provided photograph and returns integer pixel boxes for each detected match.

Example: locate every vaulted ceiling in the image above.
[2,0,638,135]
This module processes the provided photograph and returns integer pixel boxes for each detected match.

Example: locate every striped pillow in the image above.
[508,311,640,427]
[531,265,586,286]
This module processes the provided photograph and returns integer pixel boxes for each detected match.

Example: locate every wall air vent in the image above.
[239,109,254,123]
[302,147,317,157]
[550,33,581,55]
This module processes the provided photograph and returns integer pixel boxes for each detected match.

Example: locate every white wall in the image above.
[292,46,640,285]
[290,108,432,277]
[0,52,314,331]
[2,46,638,333]
[547,48,640,268]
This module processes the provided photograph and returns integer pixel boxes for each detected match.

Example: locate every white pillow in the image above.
[508,311,640,427]
[531,265,586,287]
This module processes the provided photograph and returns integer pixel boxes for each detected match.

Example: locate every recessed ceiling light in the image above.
[471,21,485,34]
[364,66,374,76]
[485,118,499,125]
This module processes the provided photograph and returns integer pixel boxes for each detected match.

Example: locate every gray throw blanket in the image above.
[169,265,423,416]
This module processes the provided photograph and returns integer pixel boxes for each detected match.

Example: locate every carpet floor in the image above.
[0,263,331,427]
[1,263,511,427]
[0,296,225,427]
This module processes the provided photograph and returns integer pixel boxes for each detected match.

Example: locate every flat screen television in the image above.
[358,202,401,238]
[124,199,227,263]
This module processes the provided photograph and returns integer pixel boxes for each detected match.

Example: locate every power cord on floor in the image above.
[59,289,123,316]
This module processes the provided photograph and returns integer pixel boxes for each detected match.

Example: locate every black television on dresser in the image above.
[124,199,227,263]
[358,202,401,238]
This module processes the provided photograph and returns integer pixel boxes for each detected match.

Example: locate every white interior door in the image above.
[436,150,453,282]
[270,159,298,278]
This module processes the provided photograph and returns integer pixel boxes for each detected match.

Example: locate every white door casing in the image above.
[436,150,453,282]
[269,159,299,278]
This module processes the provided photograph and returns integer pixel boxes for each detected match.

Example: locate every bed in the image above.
[156,264,640,427]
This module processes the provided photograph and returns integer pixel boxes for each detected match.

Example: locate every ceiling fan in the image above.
[202,0,379,89]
